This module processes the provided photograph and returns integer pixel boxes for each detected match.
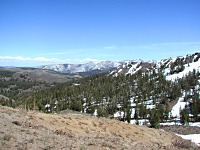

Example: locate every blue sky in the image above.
[0,0,200,67]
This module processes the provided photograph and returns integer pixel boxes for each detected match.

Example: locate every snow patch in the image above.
[171,97,188,118]
[177,134,200,146]
[166,59,200,81]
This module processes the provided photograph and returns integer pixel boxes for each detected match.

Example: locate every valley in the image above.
[0,67,81,107]
[1,0,200,149]
[0,52,200,148]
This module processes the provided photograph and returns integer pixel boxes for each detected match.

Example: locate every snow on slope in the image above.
[43,64,67,72]
[42,53,200,77]
[42,61,123,74]
[190,122,200,127]
[177,134,200,147]
[165,58,200,81]
[122,53,200,80]
[110,60,156,76]
[171,97,189,118]
[126,62,141,75]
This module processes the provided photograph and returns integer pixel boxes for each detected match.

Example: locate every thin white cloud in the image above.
[98,54,115,57]
[72,58,102,64]
[82,58,99,62]
[40,48,93,56]
[0,56,65,63]
[104,46,117,49]
[150,42,200,46]
[41,51,82,56]
[0,56,32,61]
[33,57,61,62]
[0,55,104,67]
[120,42,200,52]
[0,56,63,67]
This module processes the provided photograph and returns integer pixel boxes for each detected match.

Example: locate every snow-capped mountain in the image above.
[157,53,200,81]
[110,59,157,76]
[41,61,123,74]
[109,52,200,128]
[110,52,200,79]
[40,52,200,78]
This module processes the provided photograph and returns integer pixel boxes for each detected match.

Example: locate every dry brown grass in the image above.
[0,105,198,150]
[160,125,200,135]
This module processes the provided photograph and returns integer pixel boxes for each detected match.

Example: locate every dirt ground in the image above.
[0,105,199,150]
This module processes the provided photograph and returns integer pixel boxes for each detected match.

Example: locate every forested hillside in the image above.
[1,53,200,128]
[11,53,199,128]
[0,68,80,107]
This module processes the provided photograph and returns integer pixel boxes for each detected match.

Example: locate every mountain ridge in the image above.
[39,59,158,75]
[39,52,199,77]
[1,52,200,148]
[110,52,200,77]
[40,60,124,74]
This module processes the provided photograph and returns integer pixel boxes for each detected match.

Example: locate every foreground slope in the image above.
[0,106,198,150]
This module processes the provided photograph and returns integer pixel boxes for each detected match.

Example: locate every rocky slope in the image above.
[0,105,198,150]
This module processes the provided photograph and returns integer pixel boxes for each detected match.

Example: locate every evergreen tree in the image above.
[149,108,161,129]
[97,106,107,118]
[180,107,189,125]
[191,91,199,122]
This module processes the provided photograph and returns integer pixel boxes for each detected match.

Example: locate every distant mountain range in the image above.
[1,52,199,77]
[37,52,200,128]
[40,61,124,75]
[1,52,200,134]
[39,60,159,75]
[39,52,199,78]
[0,66,16,68]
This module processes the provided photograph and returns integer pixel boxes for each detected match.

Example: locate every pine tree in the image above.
[134,100,139,118]
[191,91,199,122]
[97,106,107,118]
[163,103,170,122]
[180,107,189,125]
[149,108,161,129]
